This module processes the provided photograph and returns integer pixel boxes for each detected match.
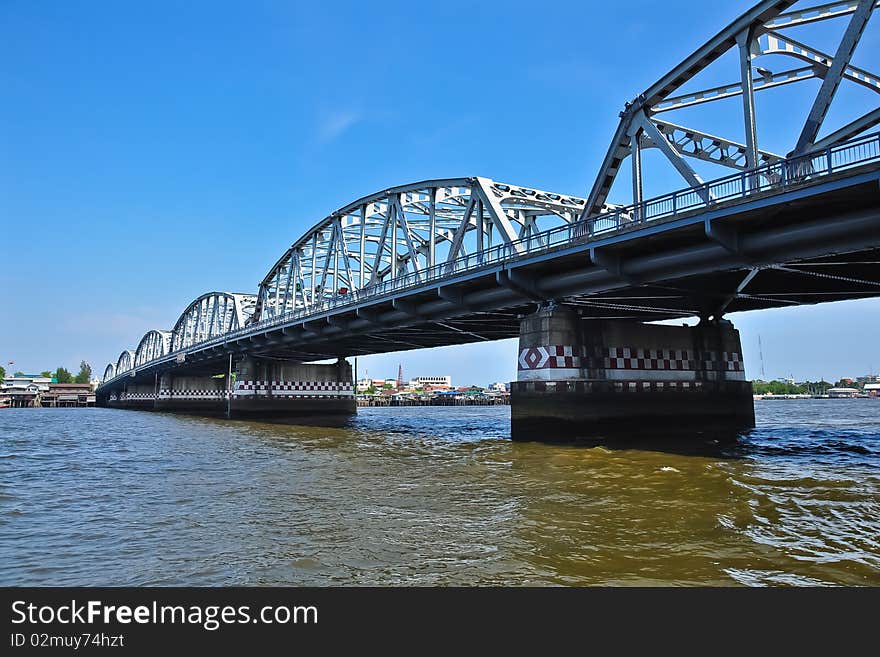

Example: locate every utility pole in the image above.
[758,335,766,379]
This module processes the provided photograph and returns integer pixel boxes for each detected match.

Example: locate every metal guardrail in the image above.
[102,132,880,387]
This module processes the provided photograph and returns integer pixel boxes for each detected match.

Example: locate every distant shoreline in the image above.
[754,395,877,401]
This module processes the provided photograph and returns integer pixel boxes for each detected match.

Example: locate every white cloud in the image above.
[316,110,362,142]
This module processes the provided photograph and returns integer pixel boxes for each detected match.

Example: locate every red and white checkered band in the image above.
[518,346,580,370]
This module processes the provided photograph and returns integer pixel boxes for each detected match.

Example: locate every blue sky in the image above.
[1,0,878,384]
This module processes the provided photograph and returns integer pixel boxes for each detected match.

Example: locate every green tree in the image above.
[40,371,52,378]
[0,365,5,380]
[74,361,92,384]
[801,380,832,395]
[752,380,807,395]
[54,367,73,384]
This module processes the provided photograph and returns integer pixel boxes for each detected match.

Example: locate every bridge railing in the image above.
[621,132,880,228]
[101,132,880,385]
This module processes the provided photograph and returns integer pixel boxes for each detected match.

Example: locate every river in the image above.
[1,400,878,586]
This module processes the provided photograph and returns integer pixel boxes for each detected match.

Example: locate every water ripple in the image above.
[0,400,878,586]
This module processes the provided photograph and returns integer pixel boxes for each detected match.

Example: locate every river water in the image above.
[1,401,878,586]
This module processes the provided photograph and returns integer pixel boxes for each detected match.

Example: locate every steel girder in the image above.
[584,0,879,217]
[115,350,135,375]
[253,178,587,322]
[170,292,257,351]
[101,293,256,384]
[134,330,172,368]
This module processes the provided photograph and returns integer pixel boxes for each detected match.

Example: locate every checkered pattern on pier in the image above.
[118,392,156,400]
[157,389,227,399]
[234,381,354,398]
[518,346,743,373]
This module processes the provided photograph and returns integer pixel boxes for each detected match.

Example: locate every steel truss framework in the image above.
[134,330,171,368]
[115,350,135,377]
[585,0,879,217]
[103,292,256,382]
[170,292,256,351]
[253,178,587,322]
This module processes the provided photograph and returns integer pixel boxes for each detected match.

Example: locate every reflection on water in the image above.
[0,401,877,586]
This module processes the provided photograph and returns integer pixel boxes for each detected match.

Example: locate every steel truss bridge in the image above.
[100,0,880,389]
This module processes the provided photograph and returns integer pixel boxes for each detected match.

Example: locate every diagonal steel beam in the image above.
[335,220,355,289]
[651,66,817,114]
[391,195,422,278]
[758,31,880,95]
[811,108,880,149]
[368,204,393,286]
[445,195,476,265]
[473,177,525,253]
[583,119,634,218]
[636,112,709,198]
[291,252,306,310]
[716,267,762,317]
[766,0,879,30]
[793,0,875,154]
[317,223,337,298]
[648,119,784,170]
[282,256,295,314]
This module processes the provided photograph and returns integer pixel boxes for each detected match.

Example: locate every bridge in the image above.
[97,0,880,440]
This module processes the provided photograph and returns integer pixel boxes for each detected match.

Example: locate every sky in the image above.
[1,0,878,384]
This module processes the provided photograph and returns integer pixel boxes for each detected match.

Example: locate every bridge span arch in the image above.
[102,363,116,383]
[170,292,257,351]
[253,178,588,322]
[116,350,136,375]
[134,330,172,367]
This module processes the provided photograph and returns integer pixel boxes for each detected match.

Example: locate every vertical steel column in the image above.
[428,188,436,269]
[359,204,366,289]
[737,29,759,189]
[476,198,484,254]
[631,130,643,221]
[487,207,493,249]
[283,255,294,314]
[390,195,398,280]
[310,233,317,306]
[333,221,340,295]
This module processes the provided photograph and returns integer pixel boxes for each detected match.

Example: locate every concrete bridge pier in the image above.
[109,380,156,411]
[154,373,228,414]
[230,356,355,418]
[510,304,754,442]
